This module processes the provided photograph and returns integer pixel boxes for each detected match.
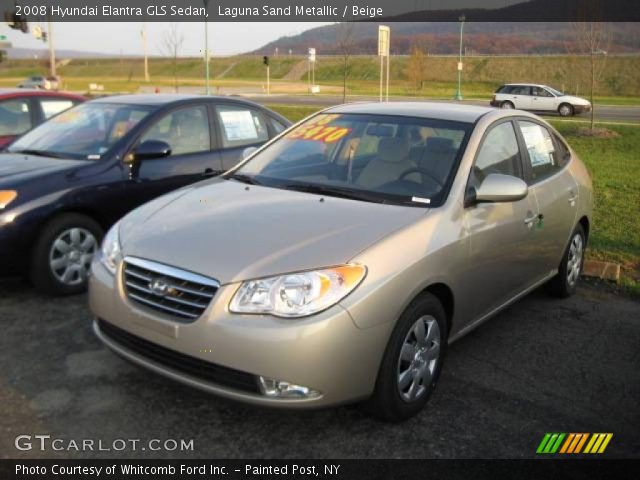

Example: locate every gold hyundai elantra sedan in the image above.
[90,102,592,421]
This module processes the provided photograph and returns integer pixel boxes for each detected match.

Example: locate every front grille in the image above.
[123,257,219,322]
[98,319,260,394]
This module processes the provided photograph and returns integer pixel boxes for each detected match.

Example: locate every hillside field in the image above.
[1,55,638,103]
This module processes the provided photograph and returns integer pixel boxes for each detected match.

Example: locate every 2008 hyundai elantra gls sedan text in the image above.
[90,103,592,421]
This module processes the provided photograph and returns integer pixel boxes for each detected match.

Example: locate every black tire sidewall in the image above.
[30,213,103,296]
[367,293,448,422]
[501,101,514,109]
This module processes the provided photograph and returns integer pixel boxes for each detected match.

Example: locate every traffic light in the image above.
[263,56,269,66]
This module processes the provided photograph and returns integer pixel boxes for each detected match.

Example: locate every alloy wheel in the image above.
[48,227,97,286]
[397,315,441,403]
[566,233,583,287]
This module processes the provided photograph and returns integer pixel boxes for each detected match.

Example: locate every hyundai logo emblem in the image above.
[149,278,170,297]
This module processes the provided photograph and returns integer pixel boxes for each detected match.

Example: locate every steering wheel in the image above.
[398,167,444,188]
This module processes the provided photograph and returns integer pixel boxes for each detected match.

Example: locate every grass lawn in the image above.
[267,104,640,294]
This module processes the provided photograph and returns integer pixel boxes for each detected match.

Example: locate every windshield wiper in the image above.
[14,149,65,159]
[280,183,389,204]
[226,173,263,185]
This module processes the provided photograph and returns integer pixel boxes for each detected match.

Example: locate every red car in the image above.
[0,89,85,148]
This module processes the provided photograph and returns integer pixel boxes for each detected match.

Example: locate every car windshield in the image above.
[547,86,564,96]
[8,103,154,160]
[230,113,472,207]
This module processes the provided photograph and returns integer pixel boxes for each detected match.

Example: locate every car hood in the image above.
[0,153,84,186]
[560,95,591,106]
[120,179,428,284]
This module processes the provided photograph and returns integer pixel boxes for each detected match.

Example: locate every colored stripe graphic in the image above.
[538,433,613,454]
[536,433,565,454]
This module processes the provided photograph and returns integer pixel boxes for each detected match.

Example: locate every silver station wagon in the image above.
[90,103,592,421]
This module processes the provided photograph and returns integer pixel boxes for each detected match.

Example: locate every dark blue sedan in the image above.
[0,94,290,295]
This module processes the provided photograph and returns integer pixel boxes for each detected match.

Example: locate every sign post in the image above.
[308,48,317,93]
[378,25,390,102]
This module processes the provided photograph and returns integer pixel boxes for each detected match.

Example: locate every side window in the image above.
[470,122,521,188]
[40,99,76,119]
[0,98,32,136]
[531,87,551,97]
[553,133,571,167]
[215,105,269,149]
[139,105,210,156]
[269,117,288,136]
[518,121,562,182]
[512,86,531,96]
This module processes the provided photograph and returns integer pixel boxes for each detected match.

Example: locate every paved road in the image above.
[245,94,640,124]
[1,279,638,459]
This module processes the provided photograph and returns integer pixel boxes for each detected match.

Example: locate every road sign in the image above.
[457,62,463,71]
[0,35,6,40]
[33,25,42,39]
[378,25,390,57]
[308,47,316,63]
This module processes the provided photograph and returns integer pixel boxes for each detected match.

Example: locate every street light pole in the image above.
[454,15,465,101]
[203,0,210,95]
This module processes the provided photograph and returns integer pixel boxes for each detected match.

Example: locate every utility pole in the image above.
[47,18,56,77]
[454,15,465,101]
[141,23,150,82]
[203,0,210,94]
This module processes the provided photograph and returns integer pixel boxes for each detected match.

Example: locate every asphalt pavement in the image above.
[245,94,640,124]
[1,278,638,459]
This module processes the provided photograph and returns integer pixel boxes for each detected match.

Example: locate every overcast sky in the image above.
[0,22,331,56]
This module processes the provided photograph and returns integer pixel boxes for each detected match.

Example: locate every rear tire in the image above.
[558,103,574,117]
[500,101,515,110]
[30,213,103,296]
[549,224,586,298]
[365,293,447,422]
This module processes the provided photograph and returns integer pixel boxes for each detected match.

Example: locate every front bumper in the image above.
[89,260,392,408]
[573,104,592,114]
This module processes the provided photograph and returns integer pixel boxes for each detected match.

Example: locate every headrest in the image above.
[366,124,394,137]
[378,137,409,162]
[425,137,454,154]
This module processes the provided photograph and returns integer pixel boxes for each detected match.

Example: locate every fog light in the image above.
[258,376,320,399]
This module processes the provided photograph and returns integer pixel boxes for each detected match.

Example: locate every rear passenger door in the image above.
[516,120,577,275]
[509,86,532,110]
[213,103,271,171]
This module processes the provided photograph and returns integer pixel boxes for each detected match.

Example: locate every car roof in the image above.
[89,94,265,108]
[324,101,493,123]
[502,83,550,88]
[0,88,85,100]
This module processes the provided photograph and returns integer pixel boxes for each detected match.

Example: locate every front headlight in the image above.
[229,265,366,318]
[100,222,122,275]
[0,190,17,209]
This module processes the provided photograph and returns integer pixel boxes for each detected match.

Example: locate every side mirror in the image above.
[128,140,171,163]
[467,174,528,206]
[242,146,258,159]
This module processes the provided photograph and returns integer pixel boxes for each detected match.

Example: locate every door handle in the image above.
[568,191,578,204]
[524,213,543,227]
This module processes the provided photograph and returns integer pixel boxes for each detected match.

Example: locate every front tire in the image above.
[558,103,574,117]
[365,293,447,422]
[549,224,586,298]
[30,213,103,296]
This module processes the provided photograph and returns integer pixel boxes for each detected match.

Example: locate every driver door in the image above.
[121,104,221,210]
[462,120,540,320]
